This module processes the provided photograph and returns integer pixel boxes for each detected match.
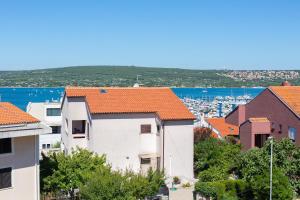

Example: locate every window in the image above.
[141,158,151,165]
[51,126,61,134]
[141,124,151,134]
[46,108,61,116]
[288,127,296,142]
[42,144,51,149]
[0,138,12,154]
[72,120,86,134]
[279,124,282,134]
[0,167,12,189]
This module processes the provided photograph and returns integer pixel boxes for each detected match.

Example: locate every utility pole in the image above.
[268,136,273,200]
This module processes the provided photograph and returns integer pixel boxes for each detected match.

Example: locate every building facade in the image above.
[207,84,300,150]
[0,102,51,200]
[61,87,195,180]
[27,101,62,154]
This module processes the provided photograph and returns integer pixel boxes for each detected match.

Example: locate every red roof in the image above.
[0,102,39,125]
[65,87,196,121]
[206,118,239,137]
[269,86,300,117]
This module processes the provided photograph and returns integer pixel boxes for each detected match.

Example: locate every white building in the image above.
[27,101,62,153]
[0,102,51,200]
[61,87,195,180]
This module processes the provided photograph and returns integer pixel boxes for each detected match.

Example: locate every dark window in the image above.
[51,126,61,134]
[72,120,86,134]
[0,167,12,189]
[47,144,51,149]
[46,108,61,116]
[141,158,151,164]
[279,124,282,134]
[42,144,46,149]
[141,124,151,134]
[0,138,12,154]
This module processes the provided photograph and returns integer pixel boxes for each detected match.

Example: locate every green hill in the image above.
[0,66,298,87]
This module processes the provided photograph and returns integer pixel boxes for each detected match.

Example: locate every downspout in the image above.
[35,134,40,200]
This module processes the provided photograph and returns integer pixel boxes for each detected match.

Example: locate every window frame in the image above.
[140,158,151,165]
[140,124,152,134]
[0,167,13,190]
[50,126,61,134]
[288,127,296,142]
[46,108,61,117]
[0,138,14,157]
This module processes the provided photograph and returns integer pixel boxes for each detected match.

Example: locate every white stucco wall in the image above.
[27,102,62,151]
[90,113,159,172]
[0,135,39,200]
[61,97,89,153]
[163,120,194,180]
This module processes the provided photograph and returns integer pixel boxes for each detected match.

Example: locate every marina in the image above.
[0,88,264,124]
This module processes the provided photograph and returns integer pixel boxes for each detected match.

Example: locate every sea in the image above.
[0,87,264,111]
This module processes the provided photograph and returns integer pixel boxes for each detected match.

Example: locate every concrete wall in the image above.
[27,102,62,151]
[163,120,194,180]
[0,136,39,200]
[61,97,89,153]
[90,113,159,172]
[245,89,300,144]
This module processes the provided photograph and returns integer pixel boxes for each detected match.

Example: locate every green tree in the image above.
[43,148,106,198]
[194,137,241,180]
[251,168,294,200]
[80,168,164,200]
[237,138,300,194]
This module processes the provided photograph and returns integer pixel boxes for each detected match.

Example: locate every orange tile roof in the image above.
[248,117,270,123]
[269,86,300,117]
[65,87,196,121]
[0,102,39,125]
[206,117,239,137]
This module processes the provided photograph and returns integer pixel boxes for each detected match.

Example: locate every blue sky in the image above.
[0,0,299,70]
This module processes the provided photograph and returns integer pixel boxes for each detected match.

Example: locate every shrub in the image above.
[195,180,252,200]
[194,127,212,143]
[173,176,180,184]
[182,182,191,188]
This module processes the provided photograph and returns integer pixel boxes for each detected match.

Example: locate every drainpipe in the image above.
[35,134,40,200]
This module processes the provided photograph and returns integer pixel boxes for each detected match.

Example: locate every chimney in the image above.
[281,81,292,86]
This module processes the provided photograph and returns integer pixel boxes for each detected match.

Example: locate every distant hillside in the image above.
[0,66,299,87]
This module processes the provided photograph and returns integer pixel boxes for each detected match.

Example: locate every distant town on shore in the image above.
[0,65,299,87]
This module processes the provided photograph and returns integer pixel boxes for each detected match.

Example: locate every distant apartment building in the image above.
[61,87,195,180]
[27,101,62,154]
[207,82,300,150]
[0,102,50,200]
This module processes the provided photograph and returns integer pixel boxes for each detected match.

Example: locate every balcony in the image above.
[71,120,87,148]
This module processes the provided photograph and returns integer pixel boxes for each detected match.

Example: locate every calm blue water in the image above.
[0,87,264,111]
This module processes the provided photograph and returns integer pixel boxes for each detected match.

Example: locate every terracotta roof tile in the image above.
[269,86,300,117]
[0,102,39,125]
[206,117,239,137]
[65,87,196,121]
